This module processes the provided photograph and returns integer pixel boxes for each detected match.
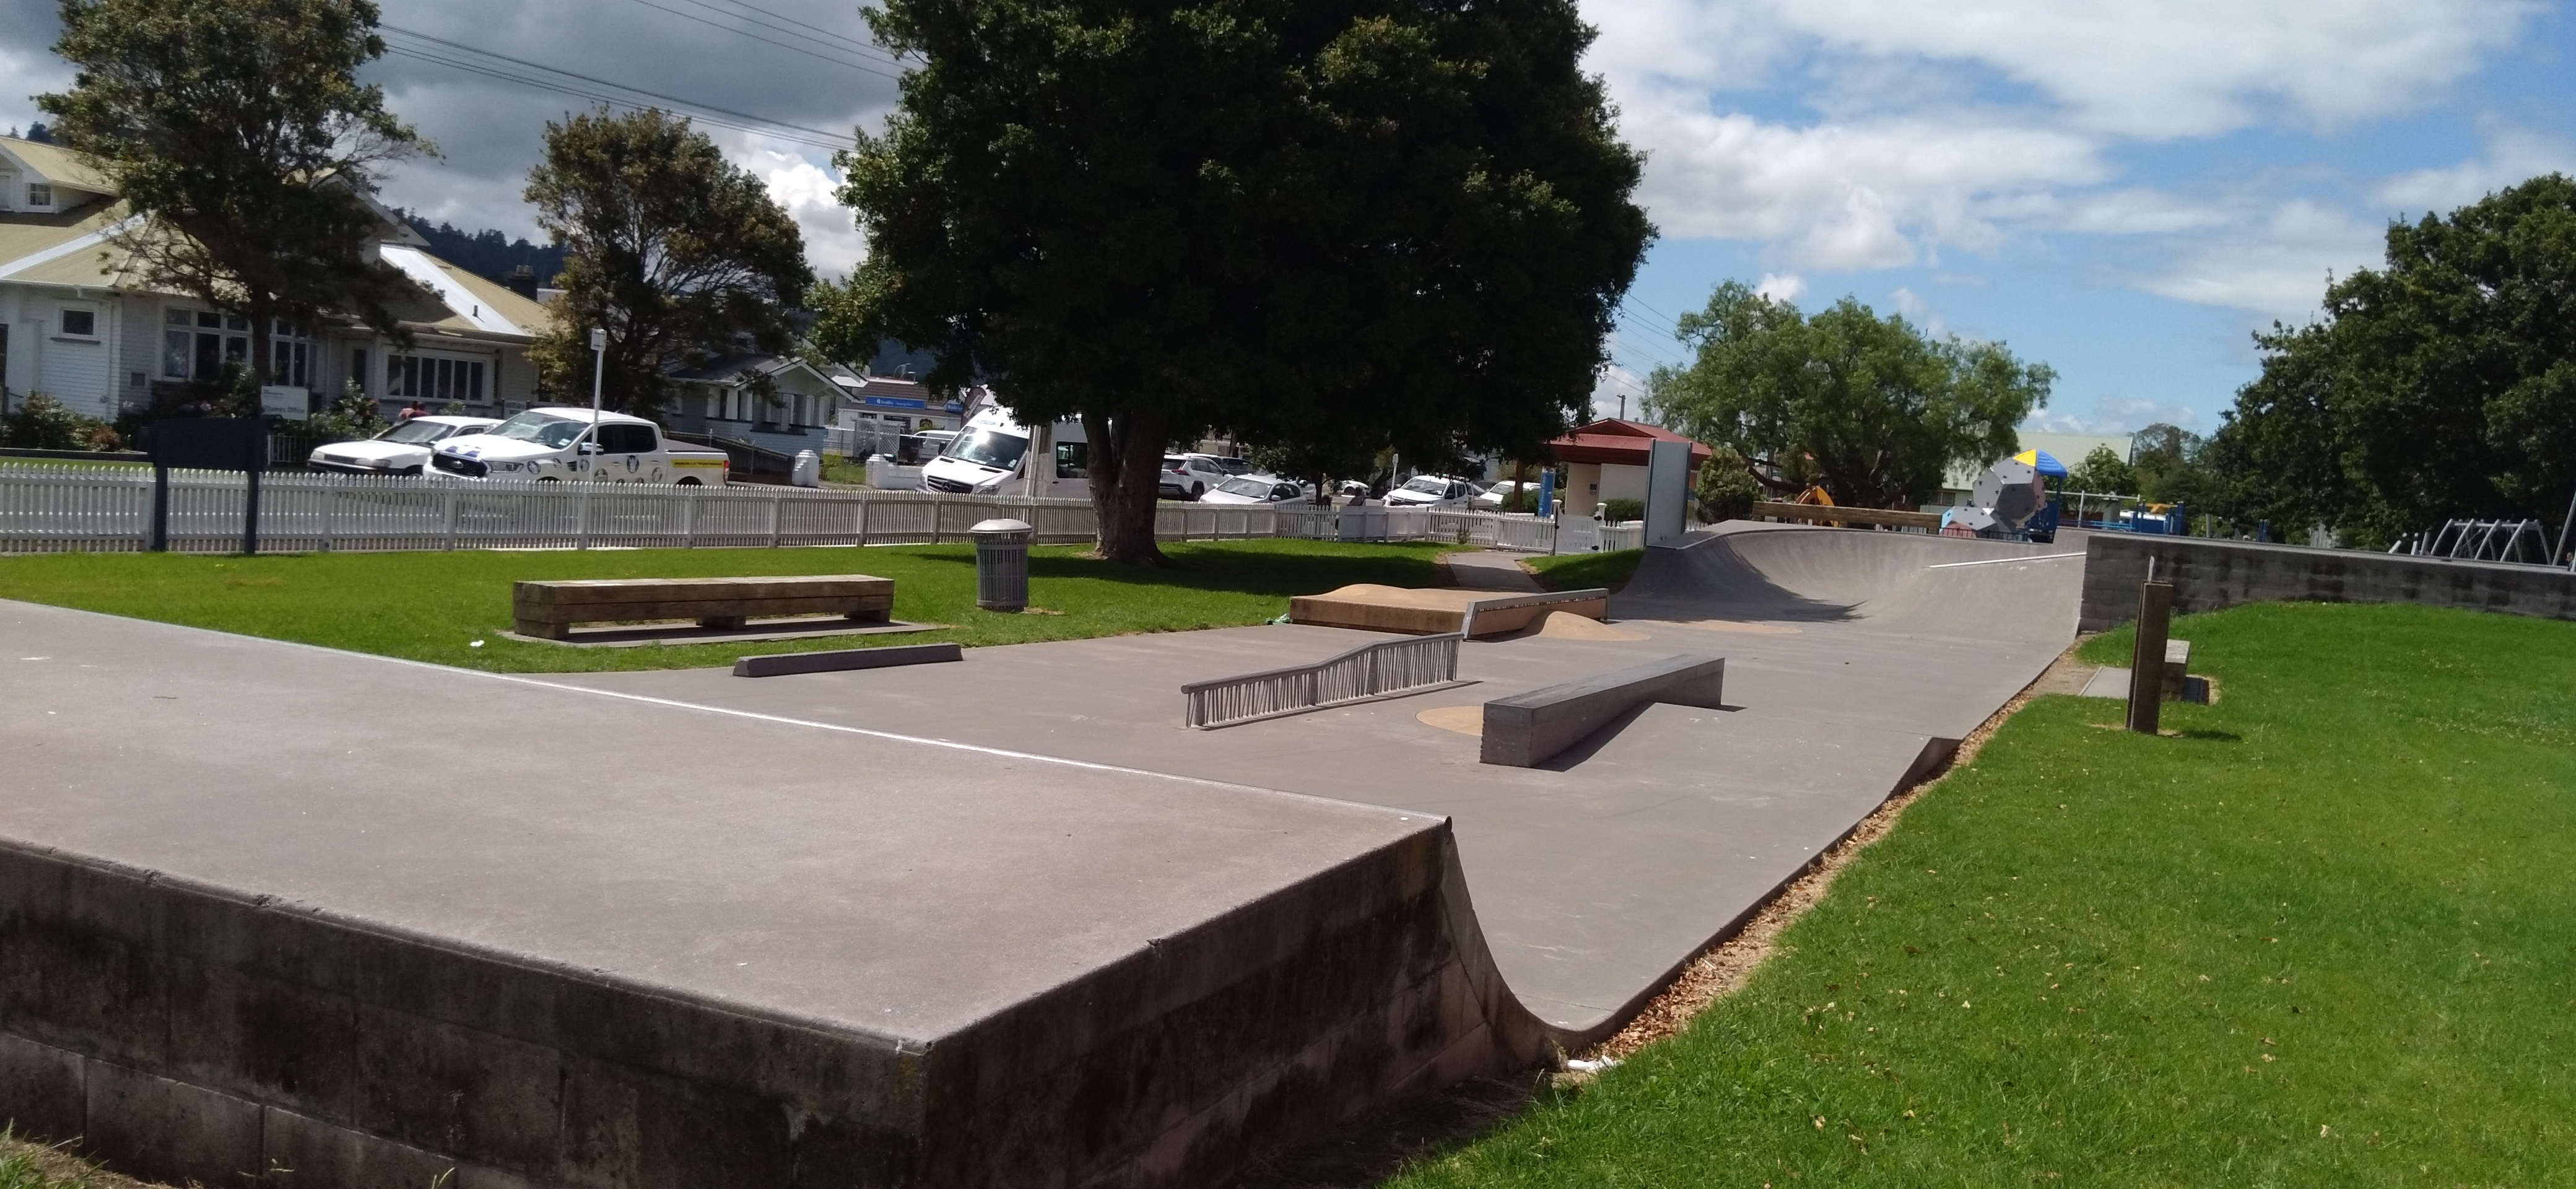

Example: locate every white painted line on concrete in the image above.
[468,669,1413,819]
[1927,552,2084,569]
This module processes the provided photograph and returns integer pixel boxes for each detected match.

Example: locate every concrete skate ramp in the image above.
[0,603,1554,1189]
[0,525,2084,1188]
[1616,521,2083,645]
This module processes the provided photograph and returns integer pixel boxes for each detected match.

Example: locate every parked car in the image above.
[430,407,729,484]
[307,415,498,475]
[1473,479,1544,511]
[1158,454,1230,500]
[1199,475,1312,505]
[1191,453,1253,477]
[1383,475,1480,509]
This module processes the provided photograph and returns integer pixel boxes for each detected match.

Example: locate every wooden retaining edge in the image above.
[1752,502,1942,531]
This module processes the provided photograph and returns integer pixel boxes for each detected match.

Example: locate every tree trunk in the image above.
[1082,408,1169,565]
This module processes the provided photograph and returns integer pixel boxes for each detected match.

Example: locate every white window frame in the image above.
[54,303,100,342]
[27,182,54,210]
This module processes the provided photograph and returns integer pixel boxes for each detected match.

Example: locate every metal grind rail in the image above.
[1182,632,1464,729]
[1179,588,1612,728]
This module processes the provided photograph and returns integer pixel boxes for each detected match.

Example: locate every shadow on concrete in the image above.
[1224,1076,1554,1189]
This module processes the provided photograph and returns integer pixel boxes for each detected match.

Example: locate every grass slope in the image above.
[1393,601,2576,1187]
[0,539,1457,673]
[1524,548,1642,593]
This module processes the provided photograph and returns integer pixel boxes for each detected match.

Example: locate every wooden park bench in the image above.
[512,575,894,640]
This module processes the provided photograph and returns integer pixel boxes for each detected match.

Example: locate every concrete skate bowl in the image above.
[1615,521,2084,648]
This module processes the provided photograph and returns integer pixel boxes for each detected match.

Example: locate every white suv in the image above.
[1159,455,1230,500]
[1383,475,1481,509]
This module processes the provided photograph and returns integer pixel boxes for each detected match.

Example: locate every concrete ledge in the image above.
[1480,655,1726,768]
[2081,534,2576,631]
[733,642,962,677]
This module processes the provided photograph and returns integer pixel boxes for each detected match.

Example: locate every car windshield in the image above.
[376,420,454,445]
[487,412,586,448]
[1399,476,1447,495]
[1215,477,1274,499]
[942,428,1029,471]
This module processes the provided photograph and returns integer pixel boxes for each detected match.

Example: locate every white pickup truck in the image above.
[429,407,730,485]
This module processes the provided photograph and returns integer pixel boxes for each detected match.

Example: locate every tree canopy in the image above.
[2204,174,2576,547]
[524,108,812,414]
[1645,282,2053,508]
[813,0,1651,561]
[41,0,427,388]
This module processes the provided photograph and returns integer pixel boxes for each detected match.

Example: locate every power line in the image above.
[684,0,912,66]
[622,0,906,81]
[378,26,859,150]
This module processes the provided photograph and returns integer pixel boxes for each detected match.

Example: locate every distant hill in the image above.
[402,215,568,290]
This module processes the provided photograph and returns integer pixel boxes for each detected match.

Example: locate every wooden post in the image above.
[2126,579,2174,734]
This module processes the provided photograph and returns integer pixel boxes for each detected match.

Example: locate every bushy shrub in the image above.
[303,380,386,443]
[1695,449,1764,522]
[1,393,115,451]
[1598,497,1645,523]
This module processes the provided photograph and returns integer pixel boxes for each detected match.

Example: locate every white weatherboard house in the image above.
[0,135,544,425]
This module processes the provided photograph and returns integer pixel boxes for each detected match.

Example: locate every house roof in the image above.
[1545,419,1715,467]
[0,137,113,194]
[0,201,135,285]
[671,353,845,393]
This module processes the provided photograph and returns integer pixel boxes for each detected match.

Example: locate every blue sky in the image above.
[1585,0,2576,434]
[8,0,2572,438]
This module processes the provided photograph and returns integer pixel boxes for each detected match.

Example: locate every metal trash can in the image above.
[970,518,1033,611]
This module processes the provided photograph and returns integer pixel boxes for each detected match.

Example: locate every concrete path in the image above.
[1443,550,1544,593]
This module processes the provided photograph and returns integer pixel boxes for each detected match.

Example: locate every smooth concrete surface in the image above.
[1479,655,1726,767]
[2,522,2084,1187]
[0,604,1548,1189]
[1288,585,1606,638]
[568,523,2082,1033]
[2080,532,2576,631]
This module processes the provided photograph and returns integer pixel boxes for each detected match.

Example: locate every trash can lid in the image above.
[969,518,1033,534]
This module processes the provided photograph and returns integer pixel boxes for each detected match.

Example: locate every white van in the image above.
[918,406,1091,499]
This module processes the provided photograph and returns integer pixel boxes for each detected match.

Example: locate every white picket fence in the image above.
[0,464,1645,556]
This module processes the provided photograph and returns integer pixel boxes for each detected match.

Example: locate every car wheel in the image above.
[1190,482,1204,500]
[677,477,702,486]
[401,466,423,476]
[537,476,560,484]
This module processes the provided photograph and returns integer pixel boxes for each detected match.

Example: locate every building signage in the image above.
[864,396,928,409]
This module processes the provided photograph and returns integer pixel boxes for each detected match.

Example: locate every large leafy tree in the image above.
[524,108,812,414]
[815,0,1650,562]
[1646,282,2053,508]
[2210,174,2576,547]
[41,0,427,392]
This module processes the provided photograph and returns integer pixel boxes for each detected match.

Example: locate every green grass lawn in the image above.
[1525,547,1642,592]
[0,539,1460,673]
[1392,601,2576,1187]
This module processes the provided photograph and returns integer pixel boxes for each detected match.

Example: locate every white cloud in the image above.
[1887,286,1951,338]
[740,147,866,276]
[1625,103,2104,266]
[2027,396,2203,433]
[1754,272,1807,303]
[1752,0,2533,138]
[2138,199,2383,321]
[2375,120,2576,214]
[1580,0,2538,320]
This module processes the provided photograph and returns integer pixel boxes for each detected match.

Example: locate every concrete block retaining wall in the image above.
[2079,533,2576,632]
[0,829,1548,1189]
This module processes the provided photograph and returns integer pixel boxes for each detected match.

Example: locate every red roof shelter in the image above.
[1545,419,1713,469]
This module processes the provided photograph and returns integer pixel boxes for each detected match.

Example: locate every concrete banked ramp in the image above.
[0,524,2081,1188]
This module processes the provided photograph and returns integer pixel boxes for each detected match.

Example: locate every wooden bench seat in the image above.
[512,575,894,640]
